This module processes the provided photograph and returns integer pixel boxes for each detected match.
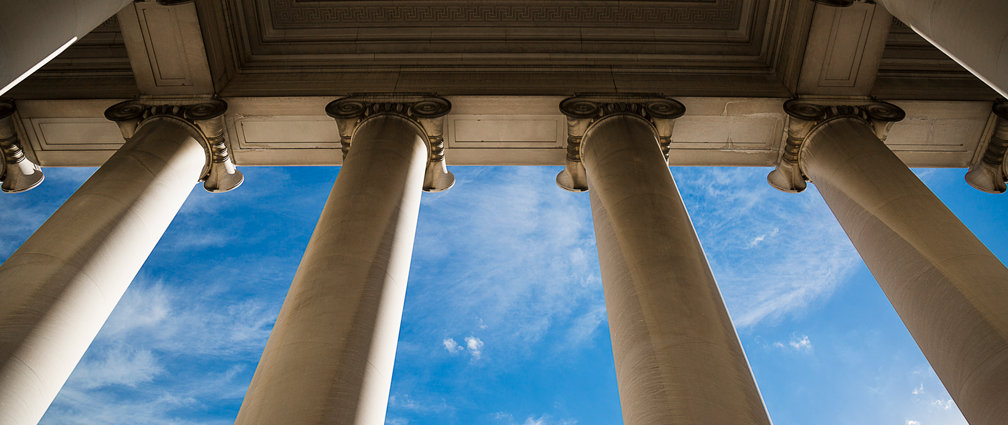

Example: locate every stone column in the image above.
[0,0,135,95]
[775,99,1008,425]
[558,95,772,425]
[236,95,452,425]
[0,97,241,425]
[813,0,1008,97]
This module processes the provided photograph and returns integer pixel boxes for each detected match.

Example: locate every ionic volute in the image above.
[325,93,455,192]
[557,93,686,192]
[104,96,244,193]
[0,99,44,193]
[964,100,1008,194]
[768,98,906,193]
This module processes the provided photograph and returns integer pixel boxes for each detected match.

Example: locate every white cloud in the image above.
[932,399,955,410]
[73,346,163,389]
[789,335,812,351]
[673,167,861,327]
[388,393,449,413]
[907,421,921,425]
[41,276,282,425]
[902,367,969,425]
[746,227,779,248]
[493,412,577,425]
[466,336,485,360]
[524,416,547,425]
[443,338,463,354]
[565,303,607,347]
[411,167,602,358]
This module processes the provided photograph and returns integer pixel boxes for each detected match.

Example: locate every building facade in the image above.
[1,0,1007,424]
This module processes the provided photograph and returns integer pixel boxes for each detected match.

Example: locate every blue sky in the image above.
[2,164,1002,425]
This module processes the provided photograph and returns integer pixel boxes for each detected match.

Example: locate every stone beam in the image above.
[116,1,215,95]
[5,96,993,169]
[793,2,892,96]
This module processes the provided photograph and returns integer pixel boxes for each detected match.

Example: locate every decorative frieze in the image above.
[767,97,905,193]
[556,93,686,192]
[965,100,1008,193]
[325,93,455,192]
[0,99,44,193]
[104,95,244,193]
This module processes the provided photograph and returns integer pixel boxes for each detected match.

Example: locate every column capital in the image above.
[767,97,905,193]
[0,99,44,193]
[965,100,1008,193]
[105,95,243,193]
[556,93,685,192]
[325,93,454,192]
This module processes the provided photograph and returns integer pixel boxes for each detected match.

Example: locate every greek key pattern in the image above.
[269,0,740,28]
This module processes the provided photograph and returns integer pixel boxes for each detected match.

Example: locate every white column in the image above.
[582,114,771,425]
[801,116,1008,424]
[0,0,134,95]
[0,116,206,425]
[236,114,428,425]
[873,0,1008,98]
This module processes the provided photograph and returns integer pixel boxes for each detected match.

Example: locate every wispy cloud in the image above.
[0,168,95,257]
[40,276,280,425]
[789,335,812,352]
[34,167,333,424]
[673,167,861,327]
[906,367,968,423]
[410,167,604,356]
[73,346,163,389]
[388,393,449,413]
[493,412,578,425]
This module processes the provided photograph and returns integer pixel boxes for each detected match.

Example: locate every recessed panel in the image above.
[234,116,340,149]
[28,118,124,151]
[449,115,564,148]
[671,115,782,150]
[886,118,981,152]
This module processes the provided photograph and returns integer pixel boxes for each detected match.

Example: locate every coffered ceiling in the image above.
[9,0,997,100]
[2,0,1002,171]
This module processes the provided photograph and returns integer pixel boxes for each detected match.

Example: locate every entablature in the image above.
[6,96,996,170]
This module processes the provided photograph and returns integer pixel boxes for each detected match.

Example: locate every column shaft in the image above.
[236,115,428,425]
[583,115,771,425]
[0,0,134,95]
[0,117,205,425]
[802,118,1008,424]
[875,0,1008,97]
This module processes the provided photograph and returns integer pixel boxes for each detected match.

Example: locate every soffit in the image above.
[872,18,998,100]
[5,16,139,99]
[212,0,796,96]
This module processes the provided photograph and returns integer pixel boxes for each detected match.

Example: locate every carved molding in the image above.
[105,96,244,193]
[326,93,455,192]
[767,97,905,193]
[556,93,686,192]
